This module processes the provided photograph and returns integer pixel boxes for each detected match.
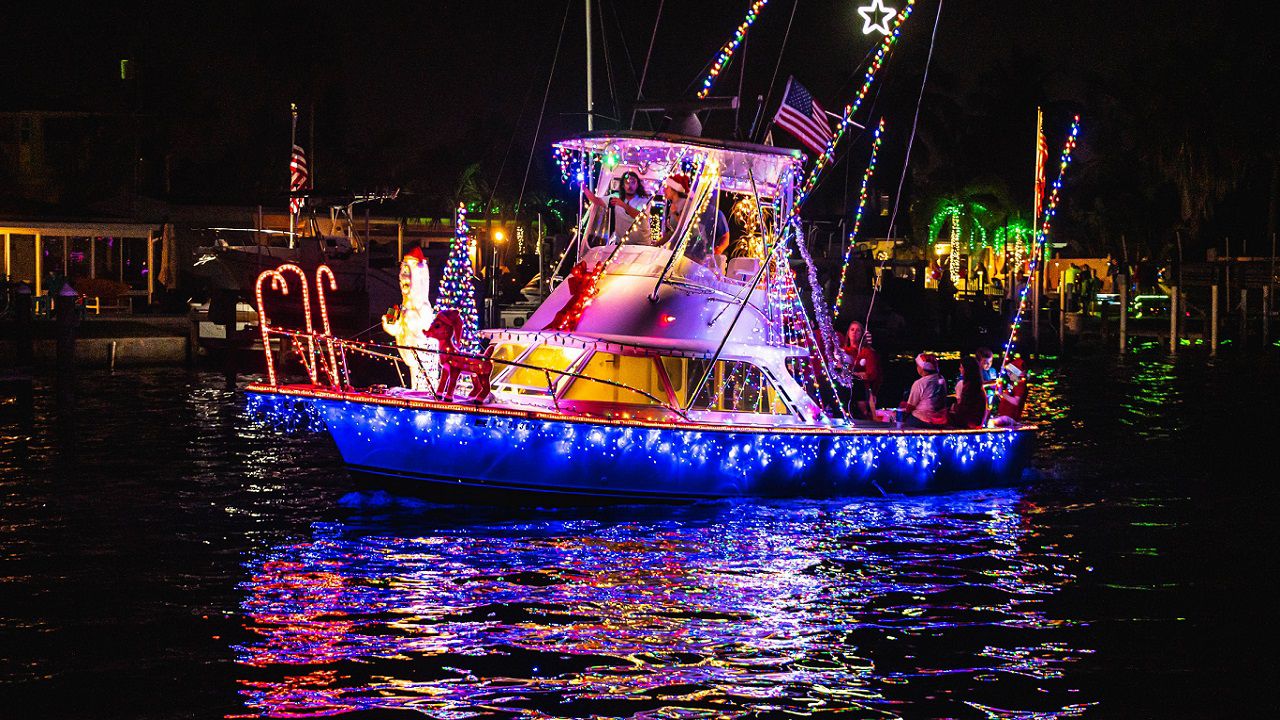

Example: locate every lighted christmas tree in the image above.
[435,203,481,354]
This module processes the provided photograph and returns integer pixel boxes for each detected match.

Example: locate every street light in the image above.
[490,229,507,327]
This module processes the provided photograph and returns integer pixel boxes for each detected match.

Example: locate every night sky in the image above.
[4,1,1272,252]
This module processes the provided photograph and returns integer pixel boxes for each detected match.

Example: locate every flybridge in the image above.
[553,132,804,199]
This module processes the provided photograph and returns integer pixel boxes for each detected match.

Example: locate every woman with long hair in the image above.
[585,170,651,245]
[949,355,987,429]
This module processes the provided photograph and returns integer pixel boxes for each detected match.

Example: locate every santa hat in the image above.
[403,246,426,263]
[663,173,691,196]
[915,353,938,373]
[1005,356,1025,378]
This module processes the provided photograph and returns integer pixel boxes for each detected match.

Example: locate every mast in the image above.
[585,0,594,131]
[1031,106,1042,353]
[289,103,298,249]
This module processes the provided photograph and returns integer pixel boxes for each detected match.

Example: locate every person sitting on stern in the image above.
[989,357,1029,427]
[948,355,988,429]
[901,353,949,428]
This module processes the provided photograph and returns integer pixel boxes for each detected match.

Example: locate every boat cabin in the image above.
[467,133,827,427]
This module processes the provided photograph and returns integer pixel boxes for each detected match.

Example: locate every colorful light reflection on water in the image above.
[4,350,1276,718]
[234,495,1093,718]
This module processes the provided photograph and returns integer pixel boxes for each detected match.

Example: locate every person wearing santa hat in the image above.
[900,352,949,427]
[989,356,1028,427]
[661,172,729,265]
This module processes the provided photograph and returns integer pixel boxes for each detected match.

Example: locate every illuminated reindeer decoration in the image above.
[424,309,494,403]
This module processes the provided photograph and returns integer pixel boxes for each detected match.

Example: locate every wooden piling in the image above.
[54,288,80,407]
[14,283,33,366]
[1264,284,1272,344]
[1058,280,1067,350]
[1169,286,1179,354]
[1210,284,1219,356]
[1118,276,1128,354]
[1240,289,1248,349]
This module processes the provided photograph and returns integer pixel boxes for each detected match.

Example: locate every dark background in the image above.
[3,0,1276,261]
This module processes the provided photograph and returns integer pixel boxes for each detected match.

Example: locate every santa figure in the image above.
[381,247,439,391]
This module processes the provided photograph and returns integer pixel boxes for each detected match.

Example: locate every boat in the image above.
[189,193,403,341]
[245,131,1036,502]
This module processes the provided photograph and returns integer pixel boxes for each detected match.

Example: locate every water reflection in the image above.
[235,494,1093,718]
[1117,359,1180,439]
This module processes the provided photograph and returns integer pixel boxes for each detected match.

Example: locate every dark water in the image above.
[1,352,1276,718]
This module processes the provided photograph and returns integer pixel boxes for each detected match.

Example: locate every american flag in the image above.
[289,143,308,216]
[773,77,832,155]
[1034,127,1047,220]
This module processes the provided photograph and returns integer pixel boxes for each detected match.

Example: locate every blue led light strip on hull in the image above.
[247,391,1035,500]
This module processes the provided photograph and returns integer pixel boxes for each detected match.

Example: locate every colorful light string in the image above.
[794,0,914,209]
[697,0,771,100]
[832,117,885,315]
[948,211,961,284]
[436,204,482,354]
[1000,115,1081,369]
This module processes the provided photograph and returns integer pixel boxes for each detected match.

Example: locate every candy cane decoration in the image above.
[274,263,318,385]
[314,265,340,387]
[254,269,287,386]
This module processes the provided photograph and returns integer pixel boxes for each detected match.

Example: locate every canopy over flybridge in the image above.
[553,131,805,199]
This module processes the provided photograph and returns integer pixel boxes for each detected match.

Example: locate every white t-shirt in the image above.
[611,195,651,244]
[907,372,949,425]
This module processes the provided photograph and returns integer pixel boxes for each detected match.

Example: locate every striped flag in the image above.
[773,77,833,155]
[1034,112,1047,220]
[289,143,308,216]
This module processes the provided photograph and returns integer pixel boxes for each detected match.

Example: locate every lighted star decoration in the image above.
[858,0,896,35]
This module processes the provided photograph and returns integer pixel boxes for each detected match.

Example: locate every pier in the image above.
[1035,257,1277,355]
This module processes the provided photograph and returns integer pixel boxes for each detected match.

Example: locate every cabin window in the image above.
[487,342,529,382]
[498,344,584,392]
[683,358,789,415]
[659,356,686,405]
[562,352,666,406]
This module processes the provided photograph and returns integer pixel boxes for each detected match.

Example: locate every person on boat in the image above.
[842,320,883,420]
[949,355,988,429]
[975,346,998,409]
[661,173,729,266]
[990,357,1028,427]
[585,170,651,245]
[900,353,949,427]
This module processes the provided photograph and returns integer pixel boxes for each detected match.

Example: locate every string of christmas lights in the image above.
[436,204,482,354]
[949,211,962,284]
[794,0,914,209]
[1000,115,1081,370]
[697,0,771,99]
[833,116,885,315]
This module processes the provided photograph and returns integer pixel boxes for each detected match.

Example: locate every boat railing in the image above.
[264,327,692,421]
